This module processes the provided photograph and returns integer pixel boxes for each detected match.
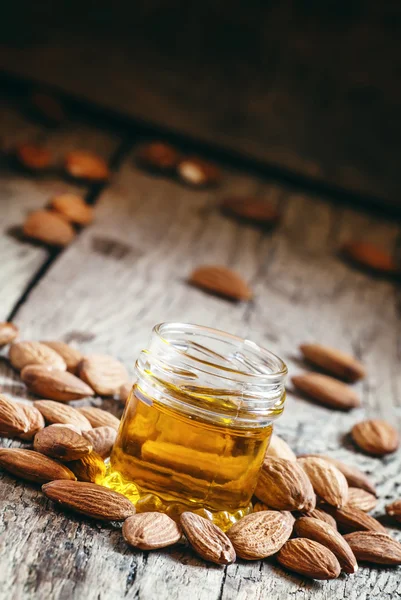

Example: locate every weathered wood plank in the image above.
[1,147,401,599]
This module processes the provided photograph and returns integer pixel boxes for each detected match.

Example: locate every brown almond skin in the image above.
[386,499,401,523]
[180,512,236,565]
[78,354,129,397]
[298,457,348,508]
[50,194,94,226]
[347,488,377,512]
[277,538,341,580]
[34,425,93,461]
[119,382,132,405]
[22,365,95,401]
[82,427,117,459]
[265,434,296,461]
[33,400,92,432]
[221,196,280,227]
[41,341,83,373]
[344,532,401,566]
[136,141,180,172]
[0,449,76,483]
[300,343,366,382]
[189,265,252,301]
[9,341,67,371]
[0,322,19,346]
[78,406,120,431]
[42,480,135,521]
[325,505,386,534]
[227,510,293,560]
[19,403,46,441]
[341,241,398,274]
[178,157,220,187]
[0,394,30,437]
[351,419,400,456]
[65,151,110,182]
[294,517,358,574]
[16,144,52,170]
[23,211,76,247]
[123,513,182,550]
[292,372,360,410]
[299,508,338,530]
[255,457,316,512]
[66,451,106,483]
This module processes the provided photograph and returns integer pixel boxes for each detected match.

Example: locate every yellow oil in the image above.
[103,383,275,530]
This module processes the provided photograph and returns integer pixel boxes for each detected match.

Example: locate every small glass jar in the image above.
[105,323,287,530]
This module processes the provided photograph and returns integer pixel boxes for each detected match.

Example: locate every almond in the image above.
[33,400,92,431]
[16,143,52,170]
[189,265,252,301]
[65,150,110,182]
[341,241,398,274]
[78,354,128,397]
[78,406,120,431]
[254,457,316,512]
[82,426,117,458]
[292,372,360,410]
[0,394,30,437]
[294,517,358,573]
[277,538,341,580]
[227,510,292,560]
[42,480,135,520]
[19,403,45,440]
[123,513,182,550]
[9,341,67,371]
[347,488,377,512]
[298,457,348,508]
[325,505,386,533]
[50,194,94,226]
[0,322,19,346]
[177,157,220,187]
[41,341,83,374]
[30,92,65,125]
[136,141,180,172]
[299,508,338,530]
[66,451,106,483]
[343,532,401,565]
[23,210,76,247]
[385,499,401,523]
[265,434,296,461]
[221,196,280,226]
[34,425,92,461]
[351,419,399,456]
[119,382,132,405]
[300,343,366,382]
[0,448,75,483]
[180,512,236,565]
[22,365,94,401]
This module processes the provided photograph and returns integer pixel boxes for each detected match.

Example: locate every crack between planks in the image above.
[216,565,228,600]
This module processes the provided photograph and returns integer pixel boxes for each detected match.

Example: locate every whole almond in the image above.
[180,512,235,565]
[19,403,45,440]
[23,210,76,247]
[78,354,128,396]
[341,241,398,274]
[386,499,401,523]
[189,265,252,301]
[300,343,365,382]
[298,457,348,508]
[277,538,341,580]
[292,372,360,410]
[30,92,65,125]
[300,508,338,530]
[82,426,117,458]
[254,457,316,512]
[66,451,106,483]
[78,406,120,431]
[50,194,94,226]
[136,141,180,172]
[265,434,296,461]
[294,517,358,573]
[347,488,377,512]
[123,513,182,550]
[41,341,83,373]
[0,394,30,437]
[351,419,399,456]
[16,143,52,170]
[22,365,94,401]
[0,448,75,483]
[177,157,220,187]
[221,197,280,226]
[344,532,401,565]
[33,400,92,431]
[325,505,386,534]
[9,341,67,371]
[227,510,292,560]
[34,425,92,461]
[0,322,18,346]
[42,480,135,520]
[65,150,110,182]
[119,382,132,405]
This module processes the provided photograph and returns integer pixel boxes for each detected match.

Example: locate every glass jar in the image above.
[104,322,287,530]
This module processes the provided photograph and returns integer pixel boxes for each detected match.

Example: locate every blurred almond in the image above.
[347,488,377,512]
[119,382,132,404]
[221,196,280,226]
[23,210,76,247]
[0,322,18,346]
[34,425,92,461]
[9,341,67,372]
[0,448,75,483]
[50,194,94,226]
[189,265,252,301]
[300,343,365,382]
[325,505,386,534]
[78,354,128,396]
[82,426,116,458]
[298,457,348,508]
[66,451,106,483]
[123,512,182,550]
[292,372,360,410]
[22,365,94,401]
[33,400,92,432]
[344,532,401,566]
[265,434,296,461]
[227,510,292,560]
[16,143,52,170]
[341,241,398,274]
[277,538,341,580]
[0,394,30,437]
[351,419,399,456]
[180,512,235,565]
[65,150,110,182]
[178,157,220,187]
[19,403,45,440]
[30,92,65,125]
[41,341,83,373]
[78,406,120,431]
[136,141,180,172]
[385,500,401,523]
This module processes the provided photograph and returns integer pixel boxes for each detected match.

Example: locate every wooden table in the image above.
[1,85,401,600]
